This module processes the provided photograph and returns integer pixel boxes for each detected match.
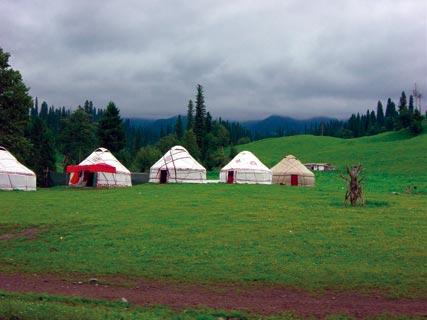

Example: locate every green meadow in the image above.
[0,128,426,319]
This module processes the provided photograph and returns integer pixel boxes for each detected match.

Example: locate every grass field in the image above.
[0,128,426,319]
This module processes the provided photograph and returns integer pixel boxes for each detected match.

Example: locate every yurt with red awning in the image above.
[66,148,131,187]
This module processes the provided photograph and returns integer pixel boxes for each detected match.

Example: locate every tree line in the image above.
[309,92,424,138]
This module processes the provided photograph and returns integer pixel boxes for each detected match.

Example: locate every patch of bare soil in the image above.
[0,273,425,319]
[0,227,39,241]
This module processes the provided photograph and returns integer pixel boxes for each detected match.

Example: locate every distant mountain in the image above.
[242,115,336,138]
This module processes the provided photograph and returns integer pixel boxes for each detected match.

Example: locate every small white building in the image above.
[304,163,335,171]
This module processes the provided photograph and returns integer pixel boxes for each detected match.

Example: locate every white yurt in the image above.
[67,148,132,187]
[0,146,36,191]
[220,151,272,184]
[271,155,315,186]
[149,146,206,183]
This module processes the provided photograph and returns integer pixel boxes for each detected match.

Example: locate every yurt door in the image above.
[291,175,298,186]
[227,171,234,184]
[160,170,168,183]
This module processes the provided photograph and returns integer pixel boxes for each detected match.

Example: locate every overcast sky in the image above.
[1,0,426,120]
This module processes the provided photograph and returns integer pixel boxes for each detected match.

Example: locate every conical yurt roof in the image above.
[221,151,270,172]
[79,148,130,174]
[151,146,206,171]
[271,155,314,176]
[0,146,35,176]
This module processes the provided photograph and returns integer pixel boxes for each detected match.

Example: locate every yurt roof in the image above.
[79,147,130,174]
[151,146,206,171]
[271,154,314,176]
[0,146,35,176]
[221,151,270,172]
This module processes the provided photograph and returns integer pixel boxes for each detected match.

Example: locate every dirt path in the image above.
[0,273,426,319]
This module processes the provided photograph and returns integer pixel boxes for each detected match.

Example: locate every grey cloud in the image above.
[0,0,426,120]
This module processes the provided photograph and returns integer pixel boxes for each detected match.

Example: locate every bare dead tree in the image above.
[340,165,364,206]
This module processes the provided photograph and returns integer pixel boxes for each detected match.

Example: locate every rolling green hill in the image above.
[236,129,427,175]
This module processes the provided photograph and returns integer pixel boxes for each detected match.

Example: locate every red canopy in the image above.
[66,164,116,174]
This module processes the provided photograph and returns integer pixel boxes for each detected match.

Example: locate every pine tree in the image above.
[194,84,207,152]
[186,100,194,130]
[97,101,126,153]
[400,91,407,109]
[0,48,33,161]
[175,115,184,139]
[397,91,411,129]
[368,110,376,134]
[376,100,385,128]
[385,98,397,130]
[39,101,48,120]
[28,117,56,186]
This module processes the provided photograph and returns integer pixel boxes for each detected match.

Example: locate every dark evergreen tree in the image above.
[376,100,385,128]
[186,100,194,130]
[60,107,97,166]
[399,91,407,109]
[385,98,397,130]
[97,101,126,153]
[397,91,411,129]
[194,84,207,152]
[0,48,32,161]
[408,95,414,114]
[175,115,184,139]
[39,101,48,121]
[367,110,376,135]
[28,117,56,186]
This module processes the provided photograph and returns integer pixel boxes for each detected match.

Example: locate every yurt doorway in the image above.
[83,171,95,187]
[160,170,168,183]
[227,171,235,184]
[291,175,298,186]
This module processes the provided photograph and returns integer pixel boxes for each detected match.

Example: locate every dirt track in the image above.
[0,273,426,319]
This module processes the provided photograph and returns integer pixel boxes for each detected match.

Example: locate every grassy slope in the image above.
[235,129,426,174]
